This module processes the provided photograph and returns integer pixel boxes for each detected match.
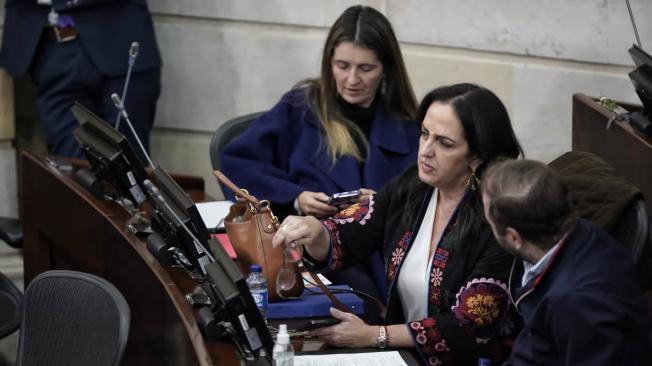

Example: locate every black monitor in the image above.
[202,241,274,364]
[72,102,148,206]
[145,168,273,363]
[628,45,652,116]
[147,166,213,276]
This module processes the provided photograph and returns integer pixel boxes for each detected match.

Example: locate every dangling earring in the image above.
[380,76,386,95]
[466,167,480,191]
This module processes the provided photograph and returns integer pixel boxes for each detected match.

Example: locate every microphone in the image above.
[129,42,140,66]
[626,0,642,49]
[111,93,155,170]
[143,179,215,273]
[115,41,140,130]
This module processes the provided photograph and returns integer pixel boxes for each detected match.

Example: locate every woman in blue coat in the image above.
[220,5,419,315]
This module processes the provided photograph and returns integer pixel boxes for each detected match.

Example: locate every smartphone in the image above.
[298,318,341,332]
[328,190,361,206]
[45,157,74,172]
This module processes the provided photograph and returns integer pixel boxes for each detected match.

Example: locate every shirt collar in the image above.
[521,239,563,287]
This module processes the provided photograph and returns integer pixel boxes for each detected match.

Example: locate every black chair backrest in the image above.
[0,217,23,248]
[611,198,649,265]
[16,270,130,366]
[209,112,264,171]
[0,271,22,339]
[548,151,651,265]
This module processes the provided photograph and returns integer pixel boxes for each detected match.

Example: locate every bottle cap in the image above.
[250,264,262,273]
[277,324,290,344]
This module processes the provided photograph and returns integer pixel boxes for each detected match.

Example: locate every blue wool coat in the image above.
[220,88,420,208]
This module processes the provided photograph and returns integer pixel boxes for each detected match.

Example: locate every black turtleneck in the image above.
[336,96,378,161]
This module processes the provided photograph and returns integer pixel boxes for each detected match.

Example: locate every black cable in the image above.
[302,278,385,310]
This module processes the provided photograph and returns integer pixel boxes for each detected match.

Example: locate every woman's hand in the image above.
[306,308,378,348]
[297,191,339,218]
[330,188,376,210]
[357,188,376,203]
[272,215,330,261]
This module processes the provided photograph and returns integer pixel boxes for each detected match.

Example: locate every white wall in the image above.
[1,1,649,203]
[146,0,650,199]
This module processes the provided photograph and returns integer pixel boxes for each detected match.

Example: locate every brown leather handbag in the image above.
[213,170,303,301]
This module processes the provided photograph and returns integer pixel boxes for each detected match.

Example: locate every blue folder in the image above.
[267,285,364,319]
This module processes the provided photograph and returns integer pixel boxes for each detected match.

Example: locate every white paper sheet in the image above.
[294,351,408,366]
[195,200,232,230]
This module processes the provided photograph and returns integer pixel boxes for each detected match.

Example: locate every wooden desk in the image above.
[572,94,652,214]
[21,152,239,366]
[21,152,421,365]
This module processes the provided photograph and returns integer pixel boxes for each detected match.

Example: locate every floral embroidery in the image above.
[322,220,344,270]
[433,247,449,268]
[429,247,450,308]
[409,318,452,364]
[434,339,449,352]
[331,195,374,225]
[430,288,441,307]
[431,267,443,287]
[386,231,411,283]
[428,357,443,366]
[466,294,499,326]
[451,277,509,342]
[391,247,405,266]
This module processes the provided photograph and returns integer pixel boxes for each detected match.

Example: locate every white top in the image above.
[397,190,438,322]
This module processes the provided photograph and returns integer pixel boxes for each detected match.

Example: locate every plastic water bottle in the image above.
[477,357,492,366]
[273,324,294,365]
[246,264,268,320]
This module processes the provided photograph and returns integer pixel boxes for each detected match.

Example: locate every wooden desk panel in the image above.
[21,152,238,366]
[572,94,652,213]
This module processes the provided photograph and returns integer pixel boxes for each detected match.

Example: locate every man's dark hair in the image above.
[482,159,577,248]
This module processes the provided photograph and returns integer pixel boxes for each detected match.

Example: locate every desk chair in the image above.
[210,112,264,200]
[611,198,649,265]
[549,151,650,265]
[0,217,22,249]
[16,270,130,366]
[209,111,264,172]
[0,271,22,339]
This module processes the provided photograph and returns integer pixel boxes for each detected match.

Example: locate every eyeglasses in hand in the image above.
[276,243,303,298]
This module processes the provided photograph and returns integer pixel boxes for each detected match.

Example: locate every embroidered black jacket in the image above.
[320,167,519,365]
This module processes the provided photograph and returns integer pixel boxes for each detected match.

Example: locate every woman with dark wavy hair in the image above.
[273,83,523,365]
[220,5,419,312]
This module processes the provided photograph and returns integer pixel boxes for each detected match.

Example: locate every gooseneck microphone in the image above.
[111,93,155,170]
[142,179,215,272]
[115,41,140,130]
[626,0,642,49]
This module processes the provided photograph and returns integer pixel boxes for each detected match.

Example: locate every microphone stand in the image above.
[111,93,155,170]
[115,42,139,131]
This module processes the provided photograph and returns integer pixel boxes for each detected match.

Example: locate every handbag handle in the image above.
[214,170,259,206]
